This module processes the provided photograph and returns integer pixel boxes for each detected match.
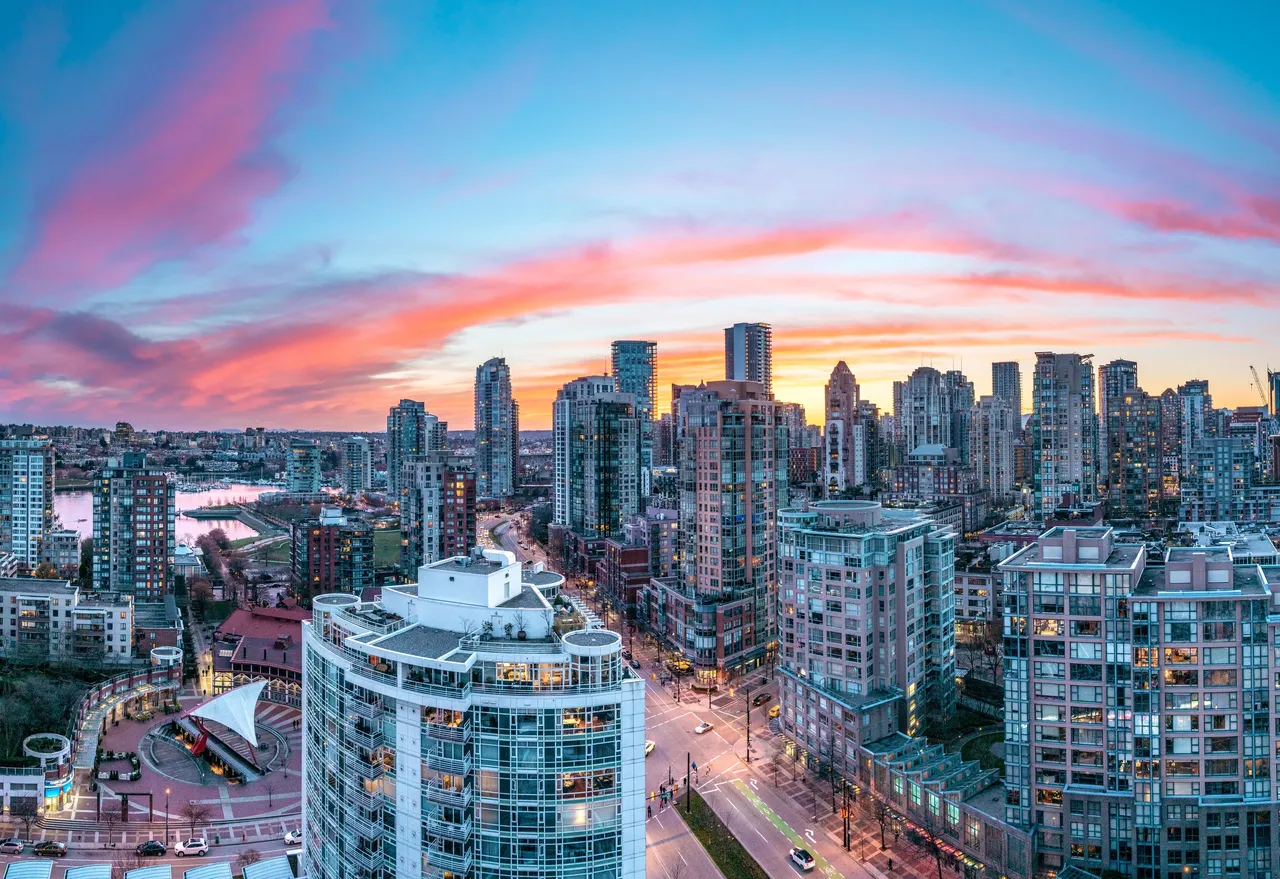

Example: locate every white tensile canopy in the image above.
[186,681,267,747]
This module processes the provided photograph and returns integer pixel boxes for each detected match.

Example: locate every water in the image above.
[54,482,280,545]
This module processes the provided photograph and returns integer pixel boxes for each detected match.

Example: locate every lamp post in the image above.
[744,684,752,764]
[164,788,170,842]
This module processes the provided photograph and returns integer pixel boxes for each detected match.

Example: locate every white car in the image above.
[789,847,816,872]
[284,830,303,845]
[175,838,208,857]
[0,839,22,855]
[694,721,713,735]
[644,740,656,756]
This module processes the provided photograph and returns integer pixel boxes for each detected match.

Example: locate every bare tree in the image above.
[263,777,278,809]
[905,808,951,879]
[234,849,263,872]
[871,798,893,850]
[667,860,686,879]
[111,849,147,879]
[10,798,38,840]
[100,803,119,848]
[181,800,212,836]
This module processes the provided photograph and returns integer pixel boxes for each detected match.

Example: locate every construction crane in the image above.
[1250,365,1268,408]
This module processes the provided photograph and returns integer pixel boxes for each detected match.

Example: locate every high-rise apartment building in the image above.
[302,549,645,879]
[724,322,772,396]
[399,453,477,580]
[291,507,375,595]
[944,369,976,464]
[970,395,1018,503]
[893,367,973,461]
[552,376,642,539]
[1032,352,1098,517]
[611,340,656,493]
[1097,359,1139,482]
[1000,527,1280,879]
[387,400,446,496]
[648,380,787,684]
[1177,380,1214,477]
[777,500,956,770]
[92,452,176,599]
[475,358,518,499]
[343,436,373,495]
[824,361,864,494]
[992,361,1023,425]
[0,432,55,569]
[286,438,322,494]
[1180,437,1253,521]
[1104,388,1162,518]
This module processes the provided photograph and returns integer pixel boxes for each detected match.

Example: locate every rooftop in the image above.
[430,556,506,576]
[1136,564,1268,596]
[522,570,563,586]
[372,625,464,660]
[0,577,77,597]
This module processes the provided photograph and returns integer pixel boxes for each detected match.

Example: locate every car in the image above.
[0,839,22,855]
[644,740,656,756]
[621,649,632,660]
[789,847,816,872]
[136,841,167,857]
[33,842,66,858]
[284,830,303,845]
[175,838,208,857]
[629,659,642,669]
[769,704,780,719]
[752,692,772,707]
[694,721,713,735]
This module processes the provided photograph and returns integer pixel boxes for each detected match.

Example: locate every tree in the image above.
[190,579,213,618]
[100,804,120,848]
[208,528,230,551]
[905,809,951,879]
[181,800,212,835]
[79,538,94,588]
[111,849,147,879]
[263,777,278,809]
[871,798,893,850]
[10,798,38,839]
[235,849,263,872]
[32,562,57,579]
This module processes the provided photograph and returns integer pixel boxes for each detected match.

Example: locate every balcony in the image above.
[345,785,381,811]
[347,723,383,750]
[346,808,383,838]
[424,721,472,744]
[425,845,472,876]
[347,844,384,872]
[349,698,382,720]
[423,781,472,810]
[348,755,386,780]
[425,815,473,841]
[425,749,472,775]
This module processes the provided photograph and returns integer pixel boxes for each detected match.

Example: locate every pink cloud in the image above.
[8,0,333,299]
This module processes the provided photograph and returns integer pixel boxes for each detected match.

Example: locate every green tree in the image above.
[79,538,94,588]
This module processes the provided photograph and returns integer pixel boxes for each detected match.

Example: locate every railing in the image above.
[460,635,564,655]
[425,845,473,875]
[346,724,383,750]
[425,750,472,775]
[346,808,384,838]
[345,785,381,812]
[348,756,386,780]
[401,676,472,700]
[423,782,472,810]
[347,845,384,872]
[424,722,472,744]
[348,698,382,720]
[425,816,473,841]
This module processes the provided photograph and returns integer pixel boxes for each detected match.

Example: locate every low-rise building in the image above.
[133,595,184,655]
[0,577,133,663]
[212,604,311,707]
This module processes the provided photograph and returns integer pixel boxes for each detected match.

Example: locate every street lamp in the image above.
[164,788,170,841]
[744,684,752,763]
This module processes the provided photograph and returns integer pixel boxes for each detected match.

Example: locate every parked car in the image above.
[175,838,208,857]
[789,847,816,872]
[629,659,642,669]
[645,740,656,756]
[136,841,167,857]
[769,704,780,719]
[0,839,23,854]
[694,721,713,735]
[33,842,66,858]
[752,692,772,706]
[284,830,303,845]
[621,649,632,660]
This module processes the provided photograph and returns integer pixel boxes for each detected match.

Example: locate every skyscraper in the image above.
[991,360,1023,425]
[475,357,518,499]
[724,322,772,396]
[286,438,322,494]
[1103,387,1162,517]
[1177,379,1214,477]
[1031,352,1097,517]
[1097,359,1139,482]
[292,507,374,595]
[552,376,642,538]
[0,431,54,569]
[92,452,176,598]
[969,395,1017,503]
[823,361,863,494]
[611,340,657,492]
[387,399,445,496]
[342,436,372,495]
[399,452,477,579]
[302,552,645,879]
[649,380,787,684]
[894,366,972,458]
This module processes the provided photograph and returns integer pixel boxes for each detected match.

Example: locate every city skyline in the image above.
[0,1,1277,430]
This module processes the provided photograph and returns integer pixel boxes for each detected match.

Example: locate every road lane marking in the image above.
[731,779,844,879]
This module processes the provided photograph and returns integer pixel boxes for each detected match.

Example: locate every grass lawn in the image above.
[680,789,771,879]
[960,731,1006,772]
[228,535,259,549]
[374,529,401,567]
[924,707,992,747]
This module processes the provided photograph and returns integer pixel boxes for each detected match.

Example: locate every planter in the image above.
[517,631,527,641]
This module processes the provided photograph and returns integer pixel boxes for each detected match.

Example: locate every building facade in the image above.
[292,507,375,595]
[1032,352,1098,518]
[92,453,176,599]
[399,453,477,579]
[970,395,1018,504]
[1097,359,1140,483]
[992,361,1024,425]
[0,433,55,569]
[776,500,956,776]
[343,436,373,495]
[387,400,446,496]
[1104,388,1163,518]
[553,377,642,540]
[824,361,864,494]
[475,358,518,499]
[724,322,772,396]
[301,549,645,879]
[287,439,322,494]
[611,340,657,494]
[0,577,133,663]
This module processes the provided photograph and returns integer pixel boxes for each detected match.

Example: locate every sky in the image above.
[0,0,1278,432]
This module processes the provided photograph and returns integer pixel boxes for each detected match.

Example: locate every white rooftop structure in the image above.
[241,858,295,879]
[3,862,52,879]
[186,681,266,748]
